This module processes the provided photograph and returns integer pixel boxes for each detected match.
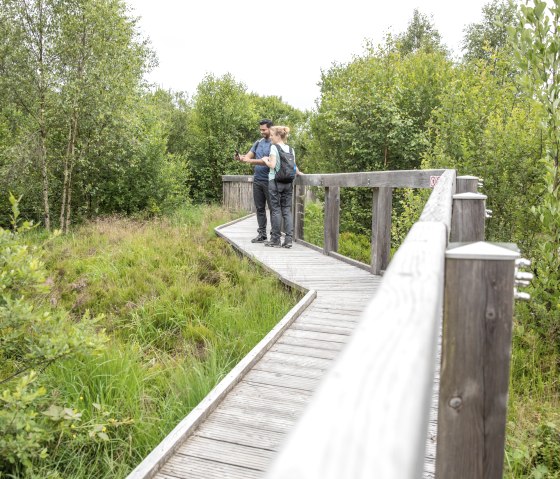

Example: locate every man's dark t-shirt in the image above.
[250,138,272,182]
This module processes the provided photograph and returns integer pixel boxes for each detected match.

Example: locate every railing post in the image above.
[437,242,519,479]
[450,192,487,242]
[371,187,392,275]
[294,183,305,241]
[324,186,340,254]
[456,175,479,194]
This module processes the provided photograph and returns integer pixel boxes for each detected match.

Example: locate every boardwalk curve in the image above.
[126,213,382,479]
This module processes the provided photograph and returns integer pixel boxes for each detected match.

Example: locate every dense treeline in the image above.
[1,0,559,477]
[0,0,306,229]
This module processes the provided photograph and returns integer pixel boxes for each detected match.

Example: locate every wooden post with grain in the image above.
[456,175,479,194]
[450,192,487,242]
[324,186,340,254]
[371,186,392,275]
[294,182,305,241]
[436,242,519,479]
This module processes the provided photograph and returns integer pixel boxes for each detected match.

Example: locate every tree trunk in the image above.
[60,108,78,233]
[39,106,50,230]
[38,2,51,230]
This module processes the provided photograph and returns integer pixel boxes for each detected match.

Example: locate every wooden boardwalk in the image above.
[128,213,439,479]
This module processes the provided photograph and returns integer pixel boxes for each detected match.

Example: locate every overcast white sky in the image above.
[126,0,489,111]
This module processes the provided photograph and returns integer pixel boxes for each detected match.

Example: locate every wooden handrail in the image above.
[265,219,448,479]
[222,168,451,275]
[264,170,457,479]
[297,169,445,188]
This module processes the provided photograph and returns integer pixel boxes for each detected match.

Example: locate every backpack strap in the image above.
[252,139,261,153]
[274,144,281,172]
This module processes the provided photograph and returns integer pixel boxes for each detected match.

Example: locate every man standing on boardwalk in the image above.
[239,119,273,243]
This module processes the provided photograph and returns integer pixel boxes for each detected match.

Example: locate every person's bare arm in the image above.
[240,149,267,166]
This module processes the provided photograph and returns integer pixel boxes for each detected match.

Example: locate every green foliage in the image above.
[507,307,560,479]
[1,196,105,476]
[187,74,257,203]
[391,188,429,254]
[395,9,446,55]
[423,51,542,248]
[511,0,560,327]
[307,29,452,233]
[462,0,518,62]
[507,419,560,478]
[0,0,194,227]
[303,200,324,247]
[338,232,370,264]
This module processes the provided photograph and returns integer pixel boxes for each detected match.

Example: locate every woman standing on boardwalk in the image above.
[261,125,298,249]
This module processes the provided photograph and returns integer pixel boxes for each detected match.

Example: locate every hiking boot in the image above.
[282,240,293,249]
[264,239,282,248]
[251,234,267,243]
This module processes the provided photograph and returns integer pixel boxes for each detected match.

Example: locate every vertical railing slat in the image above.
[324,186,340,254]
[294,183,305,241]
[371,186,392,275]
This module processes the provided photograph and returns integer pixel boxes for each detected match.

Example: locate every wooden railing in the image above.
[222,169,521,478]
[223,169,447,275]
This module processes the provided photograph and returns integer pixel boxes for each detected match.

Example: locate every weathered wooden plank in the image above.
[372,186,393,275]
[195,417,285,451]
[159,455,261,479]
[294,238,324,254]
[270,342,340,360]
[282,328,349,344]
[244,369,321,392]
[223,392,309,419]
[309,305,364,314]
[266,221,447,479]
[153,473,181,479]
[221,175,254,183]
[233,379,313,402]
[260,350,333,370]
[177,436,273,471]
[296,169,446,188]
[276,334,346,352]
[302,310,362,320]
[296,314,359,327]
[291,320,353,336]
[210,408,294,433]
[328,250,373,273]
[254,359,326,380]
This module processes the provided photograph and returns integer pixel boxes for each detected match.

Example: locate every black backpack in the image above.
[274,145,296,183]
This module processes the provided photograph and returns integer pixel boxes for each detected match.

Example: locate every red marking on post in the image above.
[430,176,440,188]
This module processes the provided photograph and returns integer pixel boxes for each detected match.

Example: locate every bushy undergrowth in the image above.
[1,204,301,478]
[304,189,428,265]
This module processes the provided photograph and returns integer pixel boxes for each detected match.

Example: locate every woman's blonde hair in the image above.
[270,125,290,140]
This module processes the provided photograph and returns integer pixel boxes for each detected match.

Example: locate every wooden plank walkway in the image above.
[128,213,439,479]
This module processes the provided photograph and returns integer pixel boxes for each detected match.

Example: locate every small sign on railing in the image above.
[430,176,441,188]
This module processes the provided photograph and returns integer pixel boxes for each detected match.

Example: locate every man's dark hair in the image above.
[259,119,273,128]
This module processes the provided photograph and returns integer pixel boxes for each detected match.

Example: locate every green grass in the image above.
[504,309,560,479]
[24,204,302,478]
